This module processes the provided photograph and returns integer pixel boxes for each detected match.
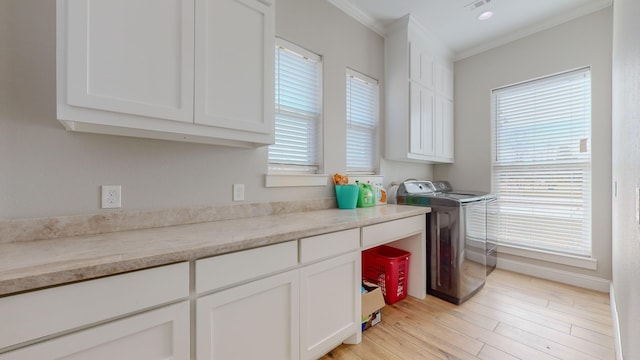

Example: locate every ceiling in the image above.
[328,0,612,60]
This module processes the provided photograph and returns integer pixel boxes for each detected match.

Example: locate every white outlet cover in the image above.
[233,184,245,201]
[101,185,122,209]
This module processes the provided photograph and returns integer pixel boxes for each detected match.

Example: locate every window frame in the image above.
[490,67,593,261]
[345,68,379,175]
[268,38,324,175]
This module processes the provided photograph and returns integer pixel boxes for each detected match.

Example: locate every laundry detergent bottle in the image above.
[356,182,376,208]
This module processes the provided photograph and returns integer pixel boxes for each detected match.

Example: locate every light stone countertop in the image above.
[0,205,429,297]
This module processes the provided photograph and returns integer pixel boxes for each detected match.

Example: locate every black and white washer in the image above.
[395,180,496,305]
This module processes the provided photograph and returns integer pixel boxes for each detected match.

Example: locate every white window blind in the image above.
[492,67,592,257]
[269,39,322,173]
[346,69,378,173]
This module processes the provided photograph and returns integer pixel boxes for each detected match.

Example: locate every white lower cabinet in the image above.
[196,269,300,360]
[0,301,190,360]
[299,251,360,360]
[195,231,361,360]
[0,218,424,360]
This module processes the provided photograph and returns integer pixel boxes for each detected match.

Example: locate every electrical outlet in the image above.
[233,184,245,201]
[101,185,122,209]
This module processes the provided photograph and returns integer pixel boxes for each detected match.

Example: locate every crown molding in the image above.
[454,0,613,61]
[326,0,386,37]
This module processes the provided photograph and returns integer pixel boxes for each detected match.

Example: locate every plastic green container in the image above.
[335,185,359,209]
[357,183,376,208]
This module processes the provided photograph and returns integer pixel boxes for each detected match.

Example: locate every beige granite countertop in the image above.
[0,205,429,297]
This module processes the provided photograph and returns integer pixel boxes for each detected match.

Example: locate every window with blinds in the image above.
[269,39,322,173]
[491,67,592,257]
[346,69,378,173]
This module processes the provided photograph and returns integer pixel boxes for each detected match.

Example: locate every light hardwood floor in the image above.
[322,269,614,360]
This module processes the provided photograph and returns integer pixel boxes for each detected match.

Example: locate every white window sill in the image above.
[497,244,597,270]
[265,174,329,188]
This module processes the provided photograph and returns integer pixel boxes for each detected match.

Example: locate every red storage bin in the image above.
[362,245,411,304]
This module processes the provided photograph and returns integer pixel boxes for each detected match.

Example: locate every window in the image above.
[269,39,322,173]
[346,69,379,173]
[492,68,592,257]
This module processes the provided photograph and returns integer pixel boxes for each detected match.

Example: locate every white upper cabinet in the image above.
[195,0,274,134]
[57,0,275,147]
[385,14,454,164]
[435,61,454,100]
[62,0,194,123]
[435,97,454,160]
[409,83,435,157]
[409,41,434,89]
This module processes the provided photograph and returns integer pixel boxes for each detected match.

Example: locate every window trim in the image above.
[268,38,324,175]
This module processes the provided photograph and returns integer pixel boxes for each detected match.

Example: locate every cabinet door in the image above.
[409,42,434,88]
[195,0,275,134]
[196,270,299,360]
[435,97,454,161]
[0,302,190,360]
[63,0,194,122]
[409,83,435,157]
[299,252,360,360]
[435,62,453,100]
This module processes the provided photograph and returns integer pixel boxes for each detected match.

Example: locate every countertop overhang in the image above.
[0,205,430,297]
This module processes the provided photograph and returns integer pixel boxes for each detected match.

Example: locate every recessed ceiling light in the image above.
[478,10,494,21]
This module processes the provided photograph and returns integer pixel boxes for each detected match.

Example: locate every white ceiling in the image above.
[328,0,612,60]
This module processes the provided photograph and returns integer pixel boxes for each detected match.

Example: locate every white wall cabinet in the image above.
[57,0,275,147]
[409,83,435,157]
[409,41,434,88]
[435,97,454,159]
[195,0,274,135]
[386,14,454,163]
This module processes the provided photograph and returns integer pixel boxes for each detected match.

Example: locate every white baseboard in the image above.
[610,282,624,360]
[497,258,611,292]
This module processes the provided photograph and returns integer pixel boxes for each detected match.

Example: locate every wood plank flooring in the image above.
[321,269,614,360]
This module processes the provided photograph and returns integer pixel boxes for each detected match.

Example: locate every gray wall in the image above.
[0,0,431,219]
[435,8,613,281]
[611,0,640,357]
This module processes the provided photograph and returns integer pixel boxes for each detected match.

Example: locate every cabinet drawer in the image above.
[196,241,297,294]
[299,229,360,264]
[361,215,425,249]
[0,301,190,360]
[0,262,189,350]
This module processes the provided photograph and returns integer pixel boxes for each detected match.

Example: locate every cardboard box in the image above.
[361,281,385,331]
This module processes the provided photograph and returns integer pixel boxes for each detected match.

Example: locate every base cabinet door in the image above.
[299,252,360,360]
[196,270,300,360]
[0,301,190,360]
